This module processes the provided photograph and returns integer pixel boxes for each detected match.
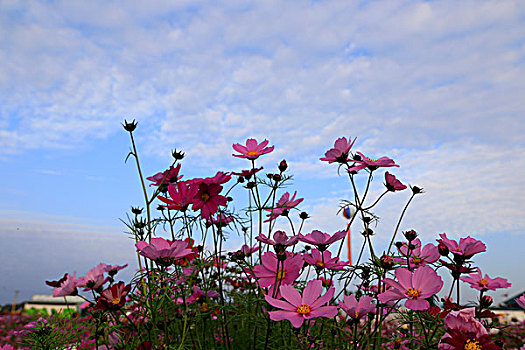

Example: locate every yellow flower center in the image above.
[247,150,259,157]
[478,279,488,286]
[112,297,121,304]
[296,304,311,315]
[201,193,210,202]
[276,269,286,280]
[354,310,359,318]
[456,247,462,252]
[411,256,423,264]
[464,339,481,350]
[316,261,325,268]
[406,288,421,298]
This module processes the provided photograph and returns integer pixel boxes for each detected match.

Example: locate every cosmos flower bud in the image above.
[403,230,418,242]
[411,185,424,195]
[380,254,395,270]
[246,182,256,189]
[480,295,493,309]
[122,119,137,132]
[299,211,310,220]
[131,207,143,215]
[272,174,282,182]
[437,241,449,256]
[279,159,288,172]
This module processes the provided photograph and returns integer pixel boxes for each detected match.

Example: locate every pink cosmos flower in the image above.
[378,265,443,311]
[232,167,263,179]
[320,137,356,164]
[135,237,193,265]
[209,213,234,226]
[253,251,303,288]
[339,294,375,320]
[515,294,525,309]
[395,239,440,270]
[191,182,228,219]
[102,263,128,276]
[202,171,232,185]
[77,263,108,291]
[178,286,220,305]
[303,249,348,270]
[264,191,304,222]
[384,172,407,191]
[265,279,338,328]
[437,233,486,259]
[256,230,300,247]
[147,164,182,187]
[238,244,259,255]
[348,152,399,173]
[438,308,499,350]
[460,268,511,291]
[232,138,274,160]
[158,181,199,211]
[299,230,346,250]
[52,272,78,297]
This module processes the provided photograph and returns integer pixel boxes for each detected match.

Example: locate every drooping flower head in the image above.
[265,279,338,328]
[348,152,399,173]
[339,294,375,320]
[298,230,346,251]
[378,265,443,311]
[264,191,304,222]
[460,268,511,292]
[232,138,274,160]
[303,249,348,271]
[384,172,407,191]
[135,237,193,266]
[437,233,486,260]
[320,137,356,164]
[256,230,300,249]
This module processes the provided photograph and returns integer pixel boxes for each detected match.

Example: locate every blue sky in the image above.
[1,0,524,305]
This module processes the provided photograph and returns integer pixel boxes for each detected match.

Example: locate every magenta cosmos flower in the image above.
[378,265,443,311]
[265,279,338,328]
[232,138,274,160]
[515,294,525,309]
[320,137,356,164]
[395,239,440,270]
[437,233,486,259]
[348,152,399,173]
[191,181,228,219]
[253,251,303,288]
[77,263,108,291]
[460,268,511,292]
[303,249,347,270]
[299,230,346,250]
[158,181,199,211]
[264,191,304,222]
[339,294,375,320]
[135,238,193,265]
[385,172,407,191]
[96,282,132,310]
[438,308,500,350]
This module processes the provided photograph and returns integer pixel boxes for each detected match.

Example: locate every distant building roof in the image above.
[28,294,84,305]
[492,291,525,310]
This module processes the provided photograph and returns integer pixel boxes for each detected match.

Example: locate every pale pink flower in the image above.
[438,308,498,350]
[52,272,78,297]
[253,251,303,288]
[320,137,356,164]
[347,152,399,172]
[256,230,300,247]
[437,233,486,259]
[378,265,443,311]
[265,279,338,328]
[303,249,347,270]
[232,138,274,160]
[395,239,440,270]
[299,230,346,249]
[339,294,375,320]
[77,263,108,291]
[136,238,193,265]
[460,268,511,291]
[264,191,304,222]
